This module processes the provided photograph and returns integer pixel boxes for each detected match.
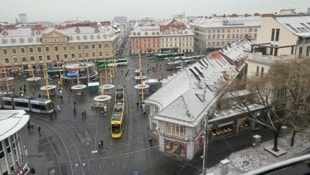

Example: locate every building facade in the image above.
[0,110,30,175]
[0,24,121,73]
[255,13,310,58]
[129,20,194,55]
[160,20,194,53]
[130,26,161,55]
[191,15,261,53]
[145,40,260,160]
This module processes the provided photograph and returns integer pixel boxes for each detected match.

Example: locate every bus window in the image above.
[112,124,121,133]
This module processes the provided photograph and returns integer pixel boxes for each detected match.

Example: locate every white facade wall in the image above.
[257,16,298,56]
[161,35,194,53]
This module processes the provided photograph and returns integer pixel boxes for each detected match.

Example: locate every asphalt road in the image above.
[20,39,203,175]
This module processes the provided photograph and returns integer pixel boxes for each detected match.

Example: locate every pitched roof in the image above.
[145,40,253,127]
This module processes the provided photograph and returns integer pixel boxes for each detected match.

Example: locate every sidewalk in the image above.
[206,127,310,174]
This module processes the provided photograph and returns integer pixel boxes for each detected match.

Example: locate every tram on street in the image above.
[111,87,125,138]
[1,95,54,114]
[155,52,184,61]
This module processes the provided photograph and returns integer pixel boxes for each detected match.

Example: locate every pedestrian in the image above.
[27,123,31,133]
[81,111,84,119]
[73,108,76,116]
[121,69,123,75]
[136,102,139,109]
[57,105,60,112]
[148,137,153,147]
[38,94,41,98]
[37,125,41,135]
[60,95,63,102]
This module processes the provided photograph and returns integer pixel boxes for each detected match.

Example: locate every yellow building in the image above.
[0,25,121,73]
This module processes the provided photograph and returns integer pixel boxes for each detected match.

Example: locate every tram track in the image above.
[32,116,84,175]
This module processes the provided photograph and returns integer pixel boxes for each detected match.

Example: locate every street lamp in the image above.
[202,112,210,175]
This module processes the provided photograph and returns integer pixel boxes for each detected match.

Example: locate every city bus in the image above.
[108,58,128,67]
[111,87,125,138]
[97,59,114,70]
[155,52,184,61]
[47,67,63,78]
[1,95,54,114]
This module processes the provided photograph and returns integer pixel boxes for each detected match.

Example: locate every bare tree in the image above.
[226,58,310,152]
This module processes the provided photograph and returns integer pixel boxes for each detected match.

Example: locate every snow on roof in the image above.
[0,25,119,46]
[146,40,251,127]
[275,15,310,37]
[0,110,29,141]
[191,16,261,28]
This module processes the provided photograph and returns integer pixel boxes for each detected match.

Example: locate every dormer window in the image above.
[28,38,33,42]
[76,36,80,40]
[90,35,94,39]
[83,35,87,40]
[145,32,148,35]
[97,34,101,39]
[19,38,24,43]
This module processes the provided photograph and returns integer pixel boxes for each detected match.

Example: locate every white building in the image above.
[0,110,30,175]
[255,13,310,58]
[191,15,261,53]
[145,40,254,160]
[19,14,28,24]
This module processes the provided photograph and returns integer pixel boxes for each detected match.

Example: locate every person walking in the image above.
[136,102,139,109]
[57,105,60,112]
[73,108,76,116]
[37,125,41,135]
[148,137,153,147]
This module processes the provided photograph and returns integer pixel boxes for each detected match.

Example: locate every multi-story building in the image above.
[254,12,310,58]
[145,40,262,160]
[129,26,161,55]
[160,20,194,53]
[191,14,261,53]
[129,20,194,55]
[19,14,28,24]
[0,24,121,73]
[0,110,30,175]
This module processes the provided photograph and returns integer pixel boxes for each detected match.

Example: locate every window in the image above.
[55,46,58,51]
[71,53,75,58]
[30,56,35,61]
[29,47,33,53]
[92,52,95,57]
[21,48,25,53]
[78,45,81,50]
[47,55,50,60]
[12,48,16,54]
[22,57,27,62]
[3,49,7,54]
[271,28,280,41]
[64,54,68,59]
[63,45,67,51]
[256,66,259,76]
[299,47,303,57]
[5,58,9,63]
[79,53,82,58]
[14,57,17,63]
[271,29,275,41]
[84,44,89,49]
[56,55,59,61]
[39,56,42,61]
[46,47,49,52]
[275,29,280,41]
[261,67,264,77]
[98,44,102,48]
[37,47,41,52]
[306,46,310,56]
[92,44,95,49]
[165,123,186,138]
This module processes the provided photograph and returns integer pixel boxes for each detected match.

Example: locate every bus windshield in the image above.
[112,124,121,133]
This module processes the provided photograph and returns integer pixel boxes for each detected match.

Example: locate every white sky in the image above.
[0,0,309,22]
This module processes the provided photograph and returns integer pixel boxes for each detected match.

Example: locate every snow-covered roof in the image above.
[146,40,252,127]
[0,110,30,141]
[160,29,194,37]
[129,26,160,37]
[191,16,261,28]
[275,15,310,37]
[0,25,120,46]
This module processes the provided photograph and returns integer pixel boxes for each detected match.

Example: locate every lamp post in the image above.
[202,112,210,175]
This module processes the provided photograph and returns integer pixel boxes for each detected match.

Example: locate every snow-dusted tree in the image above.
[226,58,310,152]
